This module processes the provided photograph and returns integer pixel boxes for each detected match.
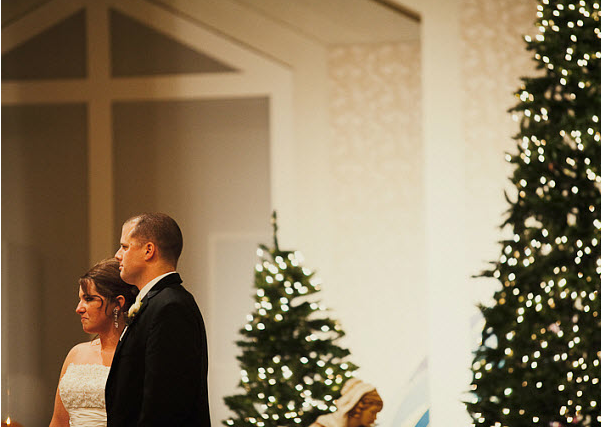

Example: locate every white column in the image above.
[86,0,115,263]
[421,0,472,425]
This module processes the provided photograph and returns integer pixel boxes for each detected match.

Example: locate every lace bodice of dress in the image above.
[59,364,110,427]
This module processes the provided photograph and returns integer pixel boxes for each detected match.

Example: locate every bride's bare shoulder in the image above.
[65,339,101,364]
[57,339,100,377]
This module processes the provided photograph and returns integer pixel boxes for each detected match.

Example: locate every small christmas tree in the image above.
[224,212,358,427]
[467,1,601,426]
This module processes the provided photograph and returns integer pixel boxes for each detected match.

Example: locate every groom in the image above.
[106,212,211,426]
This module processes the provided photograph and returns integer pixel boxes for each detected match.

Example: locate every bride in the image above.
[49,258,137,427]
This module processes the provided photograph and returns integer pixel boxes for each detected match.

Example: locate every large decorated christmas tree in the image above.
[467,0,601,426]
[224,213,358,427]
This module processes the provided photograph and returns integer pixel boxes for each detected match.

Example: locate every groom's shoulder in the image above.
[150,285,202,324]
[157,280,196,303]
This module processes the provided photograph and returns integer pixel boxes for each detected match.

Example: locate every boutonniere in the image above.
[128,300,143,320]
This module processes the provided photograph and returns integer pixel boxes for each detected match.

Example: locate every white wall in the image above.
[1,104,90,424]
[395,0,536,425]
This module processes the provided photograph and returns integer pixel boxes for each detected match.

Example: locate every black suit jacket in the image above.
[105,273,211,426]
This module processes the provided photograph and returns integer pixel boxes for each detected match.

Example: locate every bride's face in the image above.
[76,282,113,334]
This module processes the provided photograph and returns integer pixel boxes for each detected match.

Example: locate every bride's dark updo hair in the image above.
[79,258,138,315]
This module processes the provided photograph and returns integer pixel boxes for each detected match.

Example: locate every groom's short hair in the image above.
[126,212,183,266]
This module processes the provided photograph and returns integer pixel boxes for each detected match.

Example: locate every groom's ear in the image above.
[143,242,156,261]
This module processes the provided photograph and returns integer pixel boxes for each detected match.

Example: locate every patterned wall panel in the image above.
[461,0,538,279]
[328,42,423,268]
[327,41,425,427]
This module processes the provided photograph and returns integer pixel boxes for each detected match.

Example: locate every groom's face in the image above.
[115,221,147,287]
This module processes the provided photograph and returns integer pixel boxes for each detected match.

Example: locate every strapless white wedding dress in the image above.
[59,364,110,426]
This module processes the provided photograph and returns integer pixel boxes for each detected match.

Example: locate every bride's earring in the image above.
[113,307,119,329]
